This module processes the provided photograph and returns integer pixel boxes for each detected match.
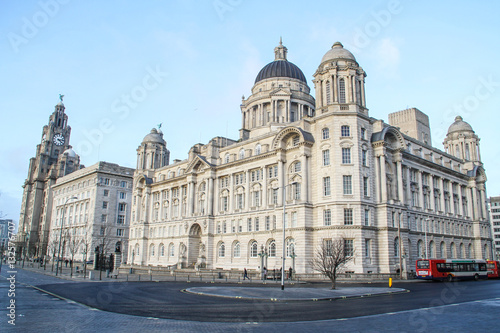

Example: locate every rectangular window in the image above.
[341,125,350,137]
[223,221,227,233]
[363,177,369,197]
[100,227,105,236]
[238,220,242,233]
[322,150,330,166]
[268,165,278,178]
[237,193,244,209]
[101,214,107,223]
[120,181,127,188]
[343,175,352,195]
[247,218,252,232]
[255,218,259,231]
[103,190,109,197]
[291,212,297,227]
[344,239,354,256]
[117,229,124,236]
[102,201,108,209]
[232,220,236,233]
[324,239,333,256]
[104,178,110,185]
[119,203,126,212]
[265,216,270,231]
[342,148,351,164]
[222,196,228,211]
[117,215,125,224]
[361,128,366,140]
[362,150,367,166]
[365,239,371,257]
[364,209,370,226]
[323,177,331,196]
[272,188,279,204]
[324,209,332,226]
[344,208,353,225]
[119,192,126,199]
[293,183,301,200]
[253,191,260,207]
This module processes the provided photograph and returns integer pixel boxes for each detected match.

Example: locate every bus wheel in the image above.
[474,274,480,281]
[447,275,453,282]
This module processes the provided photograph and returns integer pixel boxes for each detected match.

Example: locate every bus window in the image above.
[417,260,429,269]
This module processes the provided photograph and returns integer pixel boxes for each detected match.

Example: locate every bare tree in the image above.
[66,232,81,277]
[95,224,114,280]
[310,237,355,289]
[80,224,93,279]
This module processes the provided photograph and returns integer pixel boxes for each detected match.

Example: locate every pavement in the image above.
[185,286,408,301]
[2,264,500,332]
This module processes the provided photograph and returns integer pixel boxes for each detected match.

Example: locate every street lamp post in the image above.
[425,218,429,259]
[280,181,297,291]
[55,196,77,276]
[258,245,268,281]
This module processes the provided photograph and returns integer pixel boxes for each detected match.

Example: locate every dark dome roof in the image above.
[255,60,307,84]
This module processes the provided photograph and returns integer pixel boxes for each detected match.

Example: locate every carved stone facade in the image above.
[128,41,493,275]
[16,100,82,259]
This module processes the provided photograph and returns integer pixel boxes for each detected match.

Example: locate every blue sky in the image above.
[1,0,500,226]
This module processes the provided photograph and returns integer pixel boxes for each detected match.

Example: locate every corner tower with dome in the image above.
[17,97,82,259]
[127,40,493,277]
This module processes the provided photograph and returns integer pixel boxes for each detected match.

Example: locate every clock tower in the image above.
[16,96,82,260]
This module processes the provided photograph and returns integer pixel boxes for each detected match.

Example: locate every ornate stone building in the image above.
[128,41,493,275]
[48,162,134,264]
[16,98,82,259]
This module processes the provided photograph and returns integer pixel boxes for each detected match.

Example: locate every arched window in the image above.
[150,244,155,257]
[218,243,225,257]
[169,243,175,257]
[429,240,435,258]
[239,149,245,160]
[417,240,424,258]
[233,242,240,258]
[268,240,276,257]
[224,153,230,163]
[467,243,473,258]
[250,241,258,258]
[440,242,446,258]
[339,78,346,103]
[322,127,330,140]
[255,144,261,155]
[160,244,165,257]
[459,243,464,259]
[294,161,301,173]
[450,242,456,258]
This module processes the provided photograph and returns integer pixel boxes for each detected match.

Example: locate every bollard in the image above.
[389,277,392,288]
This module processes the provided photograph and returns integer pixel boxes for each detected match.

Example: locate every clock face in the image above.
[53,133,65,146]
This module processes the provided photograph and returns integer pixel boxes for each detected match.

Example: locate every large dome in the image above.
[254,39,307,84]
[255,60,307,84]
[447,116,474,134]
[142,128,165,144]
[321,42,356,64]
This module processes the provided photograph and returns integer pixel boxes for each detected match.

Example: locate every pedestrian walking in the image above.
[263,267,267,280]
[243,268,249,280]
[289,267,293,280]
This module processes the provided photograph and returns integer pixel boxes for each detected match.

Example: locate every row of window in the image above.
[103,189,127,199]
[321,125,367,141]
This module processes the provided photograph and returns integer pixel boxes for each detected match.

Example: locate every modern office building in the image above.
[488,196,500,259]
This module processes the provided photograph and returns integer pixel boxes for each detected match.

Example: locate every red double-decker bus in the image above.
[487,260,500,278]
[416,259,488,281]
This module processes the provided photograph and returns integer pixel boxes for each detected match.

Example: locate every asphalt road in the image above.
[36,279,500,322]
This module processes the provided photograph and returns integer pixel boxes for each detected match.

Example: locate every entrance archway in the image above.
[188,224,202,268]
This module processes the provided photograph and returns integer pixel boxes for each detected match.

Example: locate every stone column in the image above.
[361,78,366,107]
[449,181,455,215]
[440,178,446,213]
[396,156,404,204]
[374,155,380,203]
[207,176,214,216]
[333,74,337,103]
[301,153,309,202]
[380,154,387,202]
[405,167,411,207]
[418,171,424,209]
